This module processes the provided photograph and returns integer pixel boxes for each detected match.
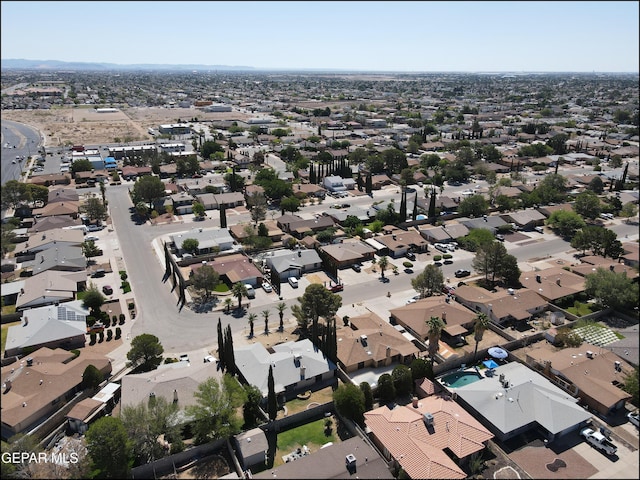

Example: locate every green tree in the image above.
[411,264,444,298]
[192,202,205,218]
[232,282,249,310]
[426,315,445,361]
[359,382,374,411]
[280,195,301,213]
[201,140,224,159]
[377,255,389,279]
[247,192,267,225]
[585,268,639,311]
[1,179,29,209]
[82,364,104,391]
[376,373,396,404]
[472,313,491,361]
[127,334,164,372]
[333,383,365,426]
[132,175,166,209]
[85,416,132,479]
[410,357,433,383]
[82,285,106,316]
[459,228,496,252]
[500,253,521,287]
[135,201,149,218]
[622,366,639,406]
[276,302,287,332]
[25,184,49,205]
[83,239,103,258]
[298,283,343,325]
[181,238,200,256]
[392,365,413,396]
[120,396,180,464]
[187,375,247,444]
[620,202,638,223]
[267,365,278,420]
[243,384,264,429]
[262,309,271,334]
[247,313,256,338]
[82,197,107,221]
[458,194,489,217]
[587,176,604,194]
[71,158,93,174]
[472,241,514,287]
[573,191,601,220]
[547,210,586,238]
[191,264,220,300]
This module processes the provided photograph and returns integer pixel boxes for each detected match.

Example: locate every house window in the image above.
[358,361,365,369]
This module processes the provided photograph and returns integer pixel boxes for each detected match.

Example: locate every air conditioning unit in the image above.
[423,413,434,426]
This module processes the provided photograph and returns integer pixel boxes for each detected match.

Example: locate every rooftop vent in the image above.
[586,350,594,359]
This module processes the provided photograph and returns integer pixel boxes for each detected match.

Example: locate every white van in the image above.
[288,277,299,288]
[244,284,255,298]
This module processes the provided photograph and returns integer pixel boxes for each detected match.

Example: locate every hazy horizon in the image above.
[2,1,639,73]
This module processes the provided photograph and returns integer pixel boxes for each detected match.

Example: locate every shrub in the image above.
[115,327,122,340]
[112,315,118,327]
[433,255,442,261]
[121,281,131,293]
[106,329,113,341]
[98,331,104,343]
[403,261,413,268]
[443,253,452,259]
[119,313,126,325]
[128,302,135,311]
[89,333,97,345]
[70,349,81,358]
[120,271,128,281]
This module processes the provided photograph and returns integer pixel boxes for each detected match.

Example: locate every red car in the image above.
[102,285,113,295]
[328,284,344,293]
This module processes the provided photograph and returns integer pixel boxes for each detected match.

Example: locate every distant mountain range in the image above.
[1,59,256,71]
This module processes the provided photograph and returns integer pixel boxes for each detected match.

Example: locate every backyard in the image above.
[272,415,343,468]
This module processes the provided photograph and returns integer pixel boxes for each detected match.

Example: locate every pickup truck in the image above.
[580,427,617,455]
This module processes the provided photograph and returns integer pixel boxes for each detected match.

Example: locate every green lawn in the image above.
[567,302,593,317]
[214,283,230,293]
[277,418,336,452]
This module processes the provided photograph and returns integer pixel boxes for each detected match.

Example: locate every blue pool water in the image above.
[416,214,427,220]
[440,371,483,388]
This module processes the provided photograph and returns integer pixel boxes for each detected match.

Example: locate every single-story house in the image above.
[518,267,585,303]
[15,270,85,311]
[447,362,592,442]
[453,285,547,326]
[500,209,546,229]
[5,300,89,357]
[170,227,236,256]
[1,347,111,440]
[170,192,196,214]
[525,344,633,416]
[319,240,376,269]
[337,312,419,374]
[28,245,86,276]
[192,253,263,287]
[375,229,430,257]
[234,339,337,403]
[364,396,494,479]
[458,215,508,234]
[265,248,322,280]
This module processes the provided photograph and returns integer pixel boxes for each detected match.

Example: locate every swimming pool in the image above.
[440,371,483,388]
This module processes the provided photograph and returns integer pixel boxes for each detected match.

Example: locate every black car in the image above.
[351,264,362,272]
[405,252,416,261]
[455,269,471,278]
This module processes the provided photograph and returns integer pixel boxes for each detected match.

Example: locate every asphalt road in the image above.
[106,175,639,356]
[1,119,42,185]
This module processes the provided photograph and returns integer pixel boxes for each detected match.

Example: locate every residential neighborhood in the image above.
[1,62,639,480]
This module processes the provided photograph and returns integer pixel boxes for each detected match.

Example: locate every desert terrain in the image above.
[1,106,254,146]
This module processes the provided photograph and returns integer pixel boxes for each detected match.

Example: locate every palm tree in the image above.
[248,313,256,338]
[231,282,248,311]
[276,302,287,332]
[262,309,271,334]
[426,315,445,362]
[473,313,491,362]
[378,256,389,279]
[223,297,233,314]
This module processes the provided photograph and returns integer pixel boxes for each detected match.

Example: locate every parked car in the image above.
[496,234,505,241]
[405,252,416,261]
[85,235,99,242]
[351,264,362,272]
[179,354,189,362]
[204,355,217,363]
[455,269,471,278]
[87,224,104,232]
[244,284,256,298]
[262,282,272,293]
[288,277,299,288]
[102,285,113,295]
[629,411,640,428]
[328,283,344,292]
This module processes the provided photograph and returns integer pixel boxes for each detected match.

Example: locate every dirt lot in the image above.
[1,106,254,146]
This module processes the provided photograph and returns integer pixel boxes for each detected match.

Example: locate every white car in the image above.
[629,411,639,428]
[204,355,217,363]
[85,235,99,242]
[262,282,273,293]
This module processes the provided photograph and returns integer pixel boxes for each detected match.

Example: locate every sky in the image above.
[1,1,638,72]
